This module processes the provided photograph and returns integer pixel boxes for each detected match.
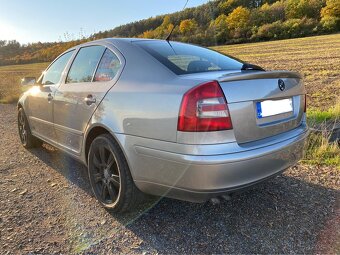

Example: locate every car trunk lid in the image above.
[217,70,305,143]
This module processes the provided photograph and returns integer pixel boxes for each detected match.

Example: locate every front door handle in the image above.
[47,93,53,102]
[84,95,96,106]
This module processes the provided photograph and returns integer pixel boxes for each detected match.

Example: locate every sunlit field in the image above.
[0,62,48,104]
[0,34,339,110]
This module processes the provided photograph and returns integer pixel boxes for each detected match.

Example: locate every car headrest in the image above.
[187,60,212,72]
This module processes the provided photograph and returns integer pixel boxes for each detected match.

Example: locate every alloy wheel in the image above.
[18,110,27,145]
[91,144,121,204]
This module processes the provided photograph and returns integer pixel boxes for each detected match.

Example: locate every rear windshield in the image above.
[135,40,243,75]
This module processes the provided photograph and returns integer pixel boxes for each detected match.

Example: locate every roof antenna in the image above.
[165,0,189,42]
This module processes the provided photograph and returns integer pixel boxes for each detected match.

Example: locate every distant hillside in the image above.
[0,0,339,66]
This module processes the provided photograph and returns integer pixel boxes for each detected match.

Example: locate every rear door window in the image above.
[66,46,105,83]
[94,49,121,82]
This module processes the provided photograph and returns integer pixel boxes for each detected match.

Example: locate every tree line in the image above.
[0,0,339,66]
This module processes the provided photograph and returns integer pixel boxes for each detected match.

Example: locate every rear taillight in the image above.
[177,81,233,132]
[304,94,307,113]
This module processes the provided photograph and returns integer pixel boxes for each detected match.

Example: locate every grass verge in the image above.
[302,132,339,167]
[303,101,339,167]
[307,101,340,123]
[0,94,20,104]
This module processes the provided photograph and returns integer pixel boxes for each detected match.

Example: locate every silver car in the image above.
[18,38,309,212]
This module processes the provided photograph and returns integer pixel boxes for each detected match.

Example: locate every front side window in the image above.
[94,49,121,82]
[41,50,74,85]
[66,46,105,83]
[135,41,243,75]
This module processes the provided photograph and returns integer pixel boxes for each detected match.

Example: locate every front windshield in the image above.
[135,40,244,75]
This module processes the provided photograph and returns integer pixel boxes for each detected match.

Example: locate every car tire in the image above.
[88,133,142,212]
[18,108,42,148]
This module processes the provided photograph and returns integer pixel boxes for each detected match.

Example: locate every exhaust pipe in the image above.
[210,197,221,205]
[221,194,232,201]
[210,194,233,205]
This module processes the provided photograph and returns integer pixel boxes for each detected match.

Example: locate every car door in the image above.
[27,50,75,141]
[53,44,124,154]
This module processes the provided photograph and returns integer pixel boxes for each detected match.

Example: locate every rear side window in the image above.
[66,46,105,83]
[135,41,243,75]
[42,50,74,85]
[94,49,121,82]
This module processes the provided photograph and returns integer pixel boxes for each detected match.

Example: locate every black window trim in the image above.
[91,47,107,82]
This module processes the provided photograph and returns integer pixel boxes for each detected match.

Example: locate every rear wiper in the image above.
[241,63,265,71]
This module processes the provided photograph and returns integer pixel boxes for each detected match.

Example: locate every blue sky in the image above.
[0,0,208,44]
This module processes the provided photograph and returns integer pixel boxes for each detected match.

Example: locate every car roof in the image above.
[75,37,175,48]
[106,37,162,43]
[63,37,151,52]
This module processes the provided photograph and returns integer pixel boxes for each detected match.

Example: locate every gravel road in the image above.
[0,104,339,254]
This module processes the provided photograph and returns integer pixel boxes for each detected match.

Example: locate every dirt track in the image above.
[0,103,339,254]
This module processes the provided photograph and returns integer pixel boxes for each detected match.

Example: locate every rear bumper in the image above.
[132,124,309,202]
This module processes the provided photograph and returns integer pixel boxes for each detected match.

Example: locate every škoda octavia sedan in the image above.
[18,38,309,212]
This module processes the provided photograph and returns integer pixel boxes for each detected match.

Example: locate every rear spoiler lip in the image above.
[218,70,302,83]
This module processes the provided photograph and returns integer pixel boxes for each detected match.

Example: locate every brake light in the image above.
[178,81,233,132]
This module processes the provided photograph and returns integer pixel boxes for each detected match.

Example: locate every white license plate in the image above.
[256,98,293,118]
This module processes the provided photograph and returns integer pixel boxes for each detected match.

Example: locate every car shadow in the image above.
[29,143,338,254]
[29,143,93,197]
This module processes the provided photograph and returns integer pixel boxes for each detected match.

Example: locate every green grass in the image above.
[303,132,340,167]
[304,101,340,167]
[307,101,340,124]
[0,94,21,104]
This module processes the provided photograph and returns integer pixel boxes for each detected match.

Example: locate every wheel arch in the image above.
[17,100,26,111]
[84,124,132,177]
[84,125,110,164]
[17,92,28,110]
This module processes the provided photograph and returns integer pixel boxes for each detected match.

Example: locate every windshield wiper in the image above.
[241,63,265,71]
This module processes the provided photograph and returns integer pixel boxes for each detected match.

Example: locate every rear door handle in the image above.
[84,95,96,105]
[47,93,53,102]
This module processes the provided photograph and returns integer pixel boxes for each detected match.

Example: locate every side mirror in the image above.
[21,77,36,86]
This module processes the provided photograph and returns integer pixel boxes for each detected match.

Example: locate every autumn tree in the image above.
[139,15,174,39]
[320,0,340,31]
[0,40,6,47]
[209,14,229,43]
[285,0,325,19]
[153,16,174,38]
[141,30,155,39]
[252,1,286,26]
[179,19,198,35]
[218,0,277,13]
[226,6,251,38]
